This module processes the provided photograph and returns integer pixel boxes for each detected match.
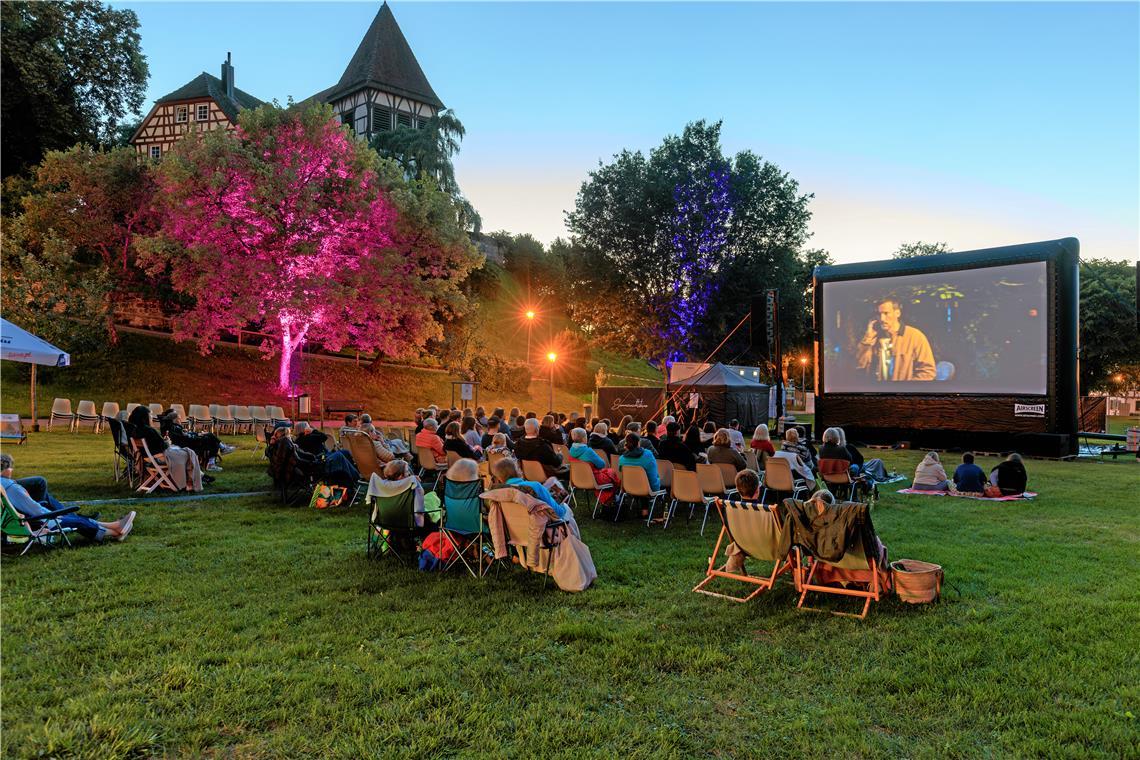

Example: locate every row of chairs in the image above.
[693,498,885,619]
[48,399,289,434]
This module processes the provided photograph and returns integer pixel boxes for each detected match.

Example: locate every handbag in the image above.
[309,482,349,509]
[983,483,1003,498]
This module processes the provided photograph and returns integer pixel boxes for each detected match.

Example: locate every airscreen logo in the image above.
[1013,403,1046,417]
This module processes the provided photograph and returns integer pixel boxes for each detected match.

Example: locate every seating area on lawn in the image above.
[0,421,1136,756]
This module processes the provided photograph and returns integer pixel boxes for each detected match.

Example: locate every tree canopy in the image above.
[893,241,953,259]
[141,103,481,390]
[1079,258,1140,393]
[1,0,148,176]
[562,120,821,370]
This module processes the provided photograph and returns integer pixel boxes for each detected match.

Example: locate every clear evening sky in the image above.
[116,1,1139,264]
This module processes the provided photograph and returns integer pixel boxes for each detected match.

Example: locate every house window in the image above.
[176,106,188,123]
[196,104,209,121]
[149,146,161,159]
[371,106,392,133]
[341,112,354,133]
[396,111,413,129]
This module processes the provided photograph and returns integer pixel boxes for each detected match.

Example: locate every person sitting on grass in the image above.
[444,421,481,461]
[568,427,620,504]
[1,453,136,543]
[414,418,448,467]
[913,451,951,491]
[657,421,698,470]
[126,405,206,491]
[515,418,567,477]
[953,452,988,494]
[706,428,747,472]
[990,452,1028,496]
[588,422,618,457]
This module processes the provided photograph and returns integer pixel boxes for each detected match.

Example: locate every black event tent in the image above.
[667,363,769,430]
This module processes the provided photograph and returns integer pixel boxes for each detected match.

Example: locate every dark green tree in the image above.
[562,120,816,369]
[1,1,148,176]
[370,109,481,232]
[1079,258,1140,393]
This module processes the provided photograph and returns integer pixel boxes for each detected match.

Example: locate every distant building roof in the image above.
[155,72,264,123]
[319,2,443,109]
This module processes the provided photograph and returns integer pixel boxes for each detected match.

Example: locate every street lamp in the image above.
[547,352,557,411]
[525,309,536,363]
[800,356,808,401]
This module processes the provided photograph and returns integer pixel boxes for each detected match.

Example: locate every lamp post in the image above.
[525,309,536,363]
[547,352,557,411]
[800,356,808,405]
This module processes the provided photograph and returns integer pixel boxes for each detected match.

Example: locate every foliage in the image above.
[469,355,532,394]
[2,438,1137,757]
[892,241,953,259]
[0,0,148,176]
[370,110,481,232]
[140,103,480,391]
[1,145,154,348]
[552,328,594,392]
[491,231,566,300]
[563,120,816,369]
[1079,258,1140,392]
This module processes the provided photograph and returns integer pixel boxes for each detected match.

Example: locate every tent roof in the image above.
[0,319,70,367]
[667,362,764,390]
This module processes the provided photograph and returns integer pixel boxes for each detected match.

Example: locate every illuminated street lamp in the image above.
[800,356,808,398]
[525,309,536,362]
[547,352,557,410]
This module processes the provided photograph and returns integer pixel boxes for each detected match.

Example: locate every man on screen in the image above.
[856,298,936,381]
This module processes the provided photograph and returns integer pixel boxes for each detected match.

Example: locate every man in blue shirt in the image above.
[953,452,987,493]
[2,453,134,543]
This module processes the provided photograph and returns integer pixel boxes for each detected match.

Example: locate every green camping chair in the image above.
[1,485,79,555]
[366,486,422,565]
[440,477,491,577]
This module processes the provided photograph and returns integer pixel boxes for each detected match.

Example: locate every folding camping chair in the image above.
[759,457,809,504]
[106,417,136,487]
[130,438,181,494]
[440,477,490,577]
[665,469,716,530]
[366,485,422,565]
[487,496,567,588]
[0,413,27,445]
[692,499,792,602]
[344,431,384,505]
[1,484,80,555]
[794,502,885,620]
[569,459,614,518]
[48,398,74,431]
[74,400,100,432]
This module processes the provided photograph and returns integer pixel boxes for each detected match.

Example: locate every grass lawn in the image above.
[2,434,1137,758]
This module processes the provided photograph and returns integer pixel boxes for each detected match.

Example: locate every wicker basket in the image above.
[890,559,943,604]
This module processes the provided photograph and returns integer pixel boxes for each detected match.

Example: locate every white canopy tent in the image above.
[1,318,71,432]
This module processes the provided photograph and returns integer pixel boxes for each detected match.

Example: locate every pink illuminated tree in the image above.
[142,103,479,390]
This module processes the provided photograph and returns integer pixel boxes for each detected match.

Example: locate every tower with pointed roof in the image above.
[312,2,443,138]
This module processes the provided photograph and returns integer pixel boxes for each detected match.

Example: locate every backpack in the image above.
[309,482,349,510]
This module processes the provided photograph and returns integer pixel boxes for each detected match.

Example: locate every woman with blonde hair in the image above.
[913,451,951,491]
[706,428,747,471]
[750,423,775,457]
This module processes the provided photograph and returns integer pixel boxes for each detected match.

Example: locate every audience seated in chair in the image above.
[782,428,817,473]
[706,429,747,472]
[293,422,361,489]
[126,406,205,492]
[657,421,698,470]
[444,421,481,461]
[514,418,567,478]
[567,427,620,505]
[750,424,775,458]
[587,422,618,456]
[618,433,661,518]
[158,408,232,473]
[2,453,135,543]
[414,418,448,467]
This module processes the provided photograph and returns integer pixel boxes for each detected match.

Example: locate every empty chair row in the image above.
[47,399,289,433]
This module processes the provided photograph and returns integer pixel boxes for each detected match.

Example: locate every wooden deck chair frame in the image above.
[1,485,79,555]
[440,477,489,577]
[49,398,75,432]
[794,511,883,619]
[130,438,180,494]
[74,400,100,432]
[663,469,715,530]
[366,486,422,565]
[692,499,792,602]
[568,459,613,518]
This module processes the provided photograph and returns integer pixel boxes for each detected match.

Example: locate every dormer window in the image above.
[176,106,188,123]
[196,104,209,121]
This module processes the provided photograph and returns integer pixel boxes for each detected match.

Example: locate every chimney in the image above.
[220,52,235,99]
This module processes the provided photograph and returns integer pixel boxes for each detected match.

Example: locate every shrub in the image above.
[471,355,531,394]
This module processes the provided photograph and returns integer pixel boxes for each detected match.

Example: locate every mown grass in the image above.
[2,433,1137,758]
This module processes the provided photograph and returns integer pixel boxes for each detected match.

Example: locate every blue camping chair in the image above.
[440,477,491,577]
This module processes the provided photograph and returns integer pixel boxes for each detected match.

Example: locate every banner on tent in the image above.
[596,386,665,424]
